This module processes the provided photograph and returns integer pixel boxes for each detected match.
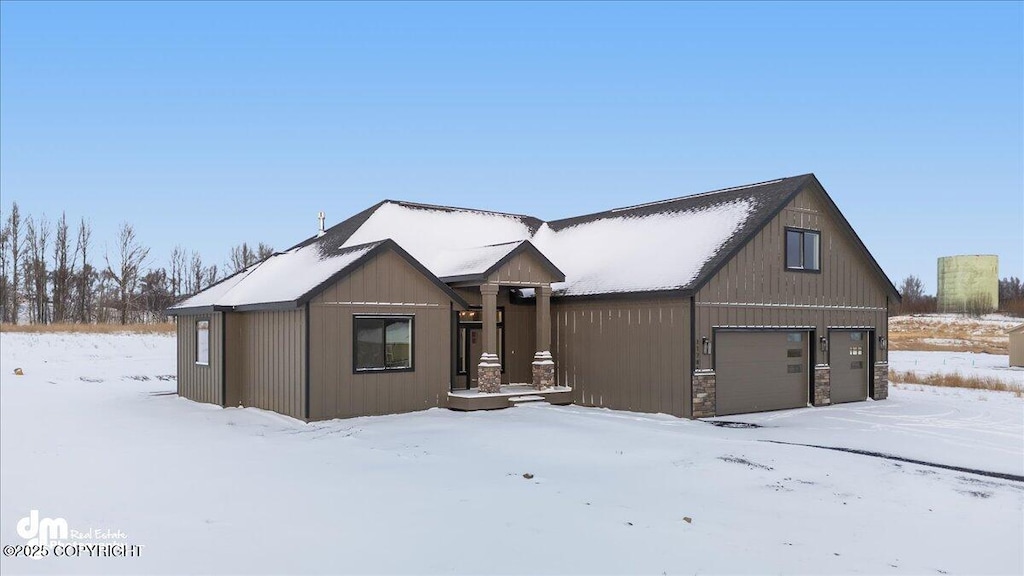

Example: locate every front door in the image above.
[467,327,482,388]
[830,331,869,403]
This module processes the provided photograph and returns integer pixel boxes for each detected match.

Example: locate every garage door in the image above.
[830,331,868,404]
[715,331,808,416]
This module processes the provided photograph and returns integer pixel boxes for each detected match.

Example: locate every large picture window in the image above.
[785,228,821,272]
[195,320,210,366]
[354,316,414,372]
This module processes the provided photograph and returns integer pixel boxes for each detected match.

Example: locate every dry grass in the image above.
[890,369,1023,398]
[888,316,1011,354]
[0,322,175,334]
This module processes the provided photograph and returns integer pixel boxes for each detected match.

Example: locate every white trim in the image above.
[698,302,887,312]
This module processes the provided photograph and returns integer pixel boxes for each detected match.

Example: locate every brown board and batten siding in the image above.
[552,297,691,417]
[226,309,306,420]
[308,249,457,420]
[695,182,889,372]
[487,249,560,286]
[176,312,224,406]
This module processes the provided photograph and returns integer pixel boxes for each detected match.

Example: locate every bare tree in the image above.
[5,202,22,323]
[228,242,255,274]
[104,222,150,325]
[73,218,93,323]
[204,264,219,289]
[256,242,274,262]
[0,210,8,323]
[23,214,51,324]
[52,212,74,323]
[187,251,204,296]
[169,245,186,300]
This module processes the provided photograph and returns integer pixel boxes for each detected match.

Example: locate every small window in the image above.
[787,364,802,374]
[787,332,803,343]
[850,332,862,341]
[195,320,210,366]
[849,345,863,356]
[786,229,821,272]
[787,348,802,358]
[354,316,413,372]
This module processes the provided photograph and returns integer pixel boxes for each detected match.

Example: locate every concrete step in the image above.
[508,395,545,404]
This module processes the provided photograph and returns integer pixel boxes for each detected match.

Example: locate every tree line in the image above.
[0,202,273,325]
[892,274,1024,316]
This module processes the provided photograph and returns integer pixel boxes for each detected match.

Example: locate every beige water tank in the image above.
[936,255,998,313]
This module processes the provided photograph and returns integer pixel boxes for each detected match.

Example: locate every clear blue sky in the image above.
[2,1,1021,292]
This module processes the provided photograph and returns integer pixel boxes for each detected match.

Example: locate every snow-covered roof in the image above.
[320,177,809,296]
[338,202,536,272]
[176,174,865,311]
[169,242,380,311]
[431,241,525,280]
[532,199,753,296]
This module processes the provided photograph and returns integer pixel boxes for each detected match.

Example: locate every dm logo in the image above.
[16,510,68,558]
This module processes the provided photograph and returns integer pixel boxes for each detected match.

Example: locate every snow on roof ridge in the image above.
[389,200,539,221]
[609,178,785,213]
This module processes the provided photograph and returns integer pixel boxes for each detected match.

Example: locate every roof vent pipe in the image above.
[317,211,326,237]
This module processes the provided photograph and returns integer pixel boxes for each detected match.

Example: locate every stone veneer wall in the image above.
[532,351,555,390]
[873,362,888,400]
[692,370,716,418]
[478,353,502,393]
[813,365,831,406]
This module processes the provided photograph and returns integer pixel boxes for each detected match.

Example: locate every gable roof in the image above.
[168,239,468,314]
[433,240,566,284]
[174,172,900,309]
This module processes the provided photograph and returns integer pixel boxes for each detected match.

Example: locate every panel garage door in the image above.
[715,331,808,416]
[830,331,869,404]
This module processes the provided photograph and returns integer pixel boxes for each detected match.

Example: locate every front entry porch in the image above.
[441,239,567,410]
[447,383,573,411]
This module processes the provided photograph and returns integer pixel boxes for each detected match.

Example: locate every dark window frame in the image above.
[785,227,822,274]
[456,306,506,375]
[195,318,210,366]
[352,315,415,374]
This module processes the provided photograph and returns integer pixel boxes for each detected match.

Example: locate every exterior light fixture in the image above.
[701,337,711,355]
[878,336,887,351]
[819,336,829,354]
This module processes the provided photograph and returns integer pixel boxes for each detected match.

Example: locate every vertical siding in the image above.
[176,312,224,407]
[695,183,890,373]
[233,309,306,420]
[1010,329,1024,367]
[223,312,243,407]
[552,297,690,417]
[487,250,560,286]
[308,249,455,420]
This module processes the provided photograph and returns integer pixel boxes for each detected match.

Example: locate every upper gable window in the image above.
[786,228,821,272]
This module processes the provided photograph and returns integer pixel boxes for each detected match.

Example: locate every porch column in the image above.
[478,283,501,393]
[532,284,555,390]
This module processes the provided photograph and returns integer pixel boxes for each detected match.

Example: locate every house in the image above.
[1010,324,1024,367]
[167,173,900,420]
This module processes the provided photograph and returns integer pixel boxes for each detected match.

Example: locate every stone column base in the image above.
[531,351,554,390]
[692,370,716,418]
[478,353,502,393]
[813,365,831,406]
[873,362,889,400]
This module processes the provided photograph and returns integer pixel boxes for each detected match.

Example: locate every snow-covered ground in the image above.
[1,332,1022,575]
[890,350,1024,388]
